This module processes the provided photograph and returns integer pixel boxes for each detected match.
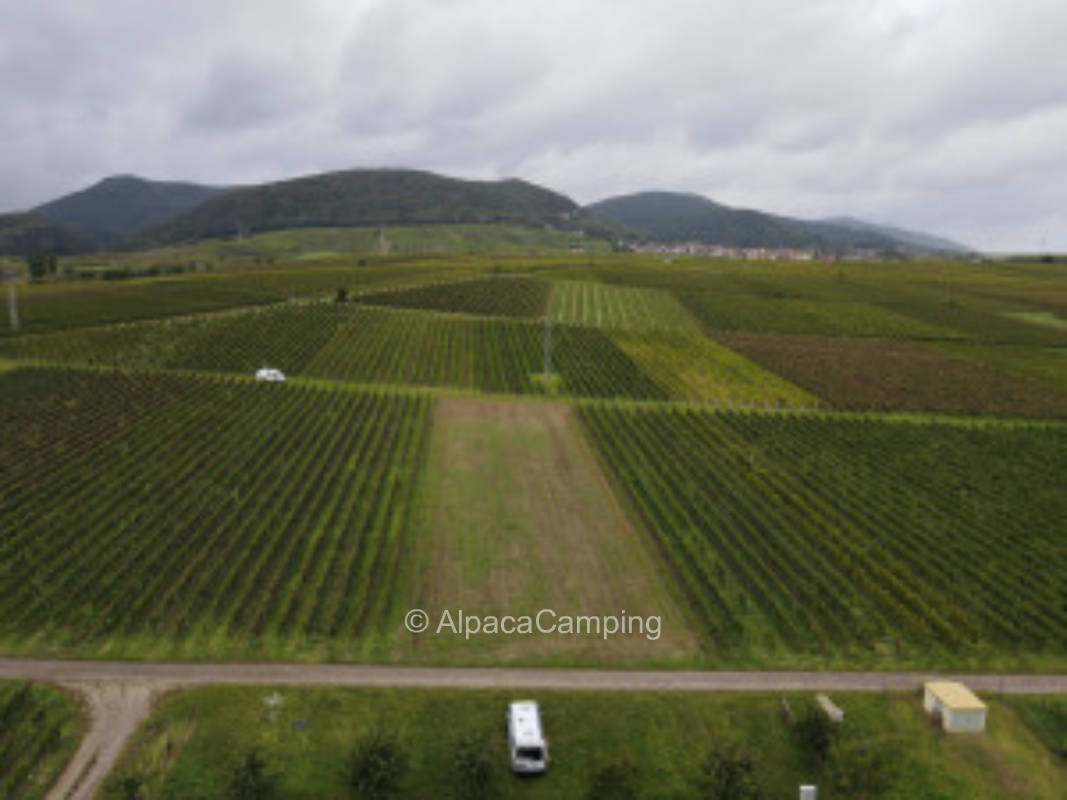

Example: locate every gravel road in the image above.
[1,658,1058,800]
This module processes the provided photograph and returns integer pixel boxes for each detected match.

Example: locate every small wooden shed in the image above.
[922,681,987,733]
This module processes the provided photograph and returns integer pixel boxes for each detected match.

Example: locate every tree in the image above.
[694,746,760,800]
[350,727,407,800]
[824,736,901,800]
[792,707,836,770]
[335,287,349,303]
[26,252,48,281]
[227,748,277,800]
[451,733,498,800]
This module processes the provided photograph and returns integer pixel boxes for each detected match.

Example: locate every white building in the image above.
[923,681,987,733]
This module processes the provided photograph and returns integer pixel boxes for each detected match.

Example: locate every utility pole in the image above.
[543,315,552,383]
[2,269,17,332]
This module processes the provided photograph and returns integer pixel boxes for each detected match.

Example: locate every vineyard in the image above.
[716,333,1067,417]
[358,275,552,317]
[579,404,1067,666]
[306,307,670,399]
[0,682,84,800]
[0,259,479,338]
[610,330,820,407]
[0,372,432,659]
[0,278,281,337]
[547,280,700,331]
[0,368,194,501]
[0,254,1065,672]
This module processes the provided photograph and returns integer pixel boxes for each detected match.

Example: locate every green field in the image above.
[579,405,1067,669]
[1003,696,1067,761]
[548,280,701,331]
[55,224,607,277]
[716,333,1067,417]
[611,329,821,407]
[0,255,1065,670]
[410,396,699,664]
[0,373,432,660]
[105,687,1067,800]
[0,681,84,800]
[359,275,552,318]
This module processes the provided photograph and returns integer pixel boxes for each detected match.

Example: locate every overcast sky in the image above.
[3,0,1066,251]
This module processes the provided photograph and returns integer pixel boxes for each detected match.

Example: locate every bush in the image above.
[793,707,836,769]
[227,748,277,800]
[107,773,144,800]
[350,728,407,800]
[694,745,760,800]
[824,735,901,800]
[451,733,498,800]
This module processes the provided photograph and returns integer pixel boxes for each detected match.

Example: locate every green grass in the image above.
[408,397,699,665]
[0,681,85,800]
[1004,310,1067,331]
[1003,696,1067,761]
[105,687,1067,800]
[611,330,821,407]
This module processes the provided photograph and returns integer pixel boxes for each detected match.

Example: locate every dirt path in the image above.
[45,682,156,800]
[2,658,1059,800]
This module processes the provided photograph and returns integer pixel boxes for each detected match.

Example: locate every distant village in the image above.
[628,241,889,261]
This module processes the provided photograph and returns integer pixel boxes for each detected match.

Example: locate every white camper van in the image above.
[506,700,548,774]
[254,367,286,382]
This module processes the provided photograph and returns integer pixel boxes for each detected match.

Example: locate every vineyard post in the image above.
[3,270,17,332]
[543,314,552,382]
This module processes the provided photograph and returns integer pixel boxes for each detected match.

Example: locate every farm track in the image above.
[8,658,1065,800]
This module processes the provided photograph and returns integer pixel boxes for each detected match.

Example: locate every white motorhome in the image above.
[254,367,286,382]
[506,700,548,774]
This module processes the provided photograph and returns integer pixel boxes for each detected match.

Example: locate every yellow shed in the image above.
[922,681,987,733]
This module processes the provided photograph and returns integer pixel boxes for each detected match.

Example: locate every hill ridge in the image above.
[587,190,971,254]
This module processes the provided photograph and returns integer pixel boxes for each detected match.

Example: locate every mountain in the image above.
[587,191,968,254]
[34,175,225,247]
[0,212,95,256]
[140,168,579,244]
[822,216,970,254]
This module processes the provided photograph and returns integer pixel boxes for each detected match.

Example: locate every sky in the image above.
[2,0,1066,252]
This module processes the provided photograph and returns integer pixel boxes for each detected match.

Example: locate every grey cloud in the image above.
[1,0,1067,249]
[183,55,313,132]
